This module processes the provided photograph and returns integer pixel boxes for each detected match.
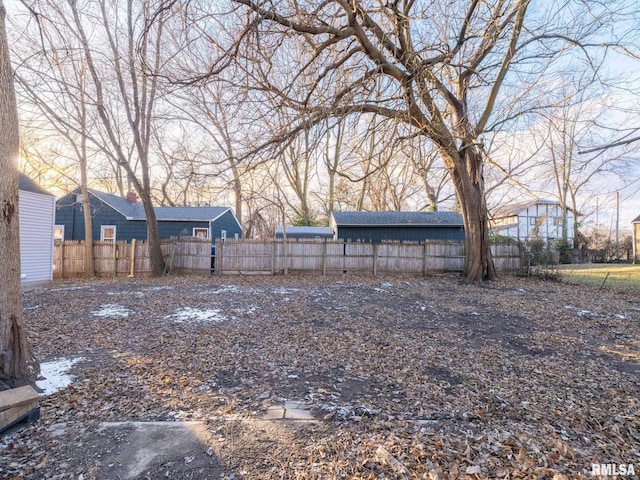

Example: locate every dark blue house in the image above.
[55,189,242,243]
[331,211,465,243]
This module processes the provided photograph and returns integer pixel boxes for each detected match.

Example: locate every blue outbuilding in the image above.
[55,188,242,243]
[275,226,334,239]
[331,211,465,243]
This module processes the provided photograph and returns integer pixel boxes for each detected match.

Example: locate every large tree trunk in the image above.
[79,111,95,277]
[81,184,95,277]
[140,192,165,277]
[445,147,497,281]
[232,165,243,228]
[0,0,38,388]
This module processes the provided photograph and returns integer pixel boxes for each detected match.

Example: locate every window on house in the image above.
[193,228,209,238]
[101,225,116,243]
[53,225,64,241]
[529,217,538,225]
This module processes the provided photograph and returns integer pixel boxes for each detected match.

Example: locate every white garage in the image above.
[19,173,55,287]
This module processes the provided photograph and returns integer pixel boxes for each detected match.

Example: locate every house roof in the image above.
[275,226,334,237]
[332,211,464,227]
[633,214,640,223]
[19,173,55,197]
[88,189,232,222]
[492,198,561,218]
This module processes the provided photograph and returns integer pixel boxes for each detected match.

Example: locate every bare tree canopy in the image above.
[5,0,639,278]
[219,0,632,279]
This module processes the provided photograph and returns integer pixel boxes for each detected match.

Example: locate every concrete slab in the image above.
[92,421,226,480]
[283,408,315,420]
[262,407,285,420]
[262,400,316,421]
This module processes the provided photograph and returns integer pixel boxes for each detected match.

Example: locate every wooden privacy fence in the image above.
[53,239,521,278]
[214,239,521,276]
[53,238,213,278]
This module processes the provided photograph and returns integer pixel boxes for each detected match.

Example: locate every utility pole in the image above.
[615,191,620,261]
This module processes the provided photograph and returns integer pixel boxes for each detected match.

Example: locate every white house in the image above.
[19,173,56,287]
[490,199,575,246]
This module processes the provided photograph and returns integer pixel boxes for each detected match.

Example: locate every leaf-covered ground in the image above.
[2,274,639,479]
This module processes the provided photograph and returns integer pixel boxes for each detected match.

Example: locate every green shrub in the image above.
[554,239,572,264]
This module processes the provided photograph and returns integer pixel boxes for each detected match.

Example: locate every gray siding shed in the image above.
[331,211,465,243]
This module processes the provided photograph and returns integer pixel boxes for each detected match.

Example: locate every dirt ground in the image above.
[1,274,639,479]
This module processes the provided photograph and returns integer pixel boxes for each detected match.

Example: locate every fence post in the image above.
[322,241,327,276]
[60,243,65,278]
[284,239,289,276]
[217,239,223,276]
[113,243,118,277]
[423,242,428,276]
[129,239,136,277]
[271,240,278,275]
[373,243,378,276]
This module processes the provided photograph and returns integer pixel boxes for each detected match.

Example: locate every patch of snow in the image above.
[271,287,300,295]
[611,314,628,320]
[37,357,85,395]
[565,305,598,316]
[321,404,380,421]
[166,307,227,323]
[91,304,133,318]
[374,282,394,292]
[51,285,91,292]
[147,286,174,291]
[208,285,246,294]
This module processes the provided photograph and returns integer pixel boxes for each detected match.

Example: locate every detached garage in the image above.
[19,174,55,286]
[331,211,465,243]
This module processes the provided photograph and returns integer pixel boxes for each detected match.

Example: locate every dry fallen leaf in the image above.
[0,274,637,479]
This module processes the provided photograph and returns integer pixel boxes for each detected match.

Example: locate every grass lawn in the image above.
[556,263,640,292]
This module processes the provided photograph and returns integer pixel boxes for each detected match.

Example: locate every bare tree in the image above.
[54,0,169,276]
[167,80,253,223]
[13,17,98,276]
[0,0,38,388]
[229,0,622,279]
[538,96,635,247]
[277,129,323,225]
[320,118,345,217]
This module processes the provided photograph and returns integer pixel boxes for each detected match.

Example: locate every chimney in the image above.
[126,191,138,203]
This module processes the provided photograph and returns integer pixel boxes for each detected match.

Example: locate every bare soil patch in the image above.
[1,274,639,479]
